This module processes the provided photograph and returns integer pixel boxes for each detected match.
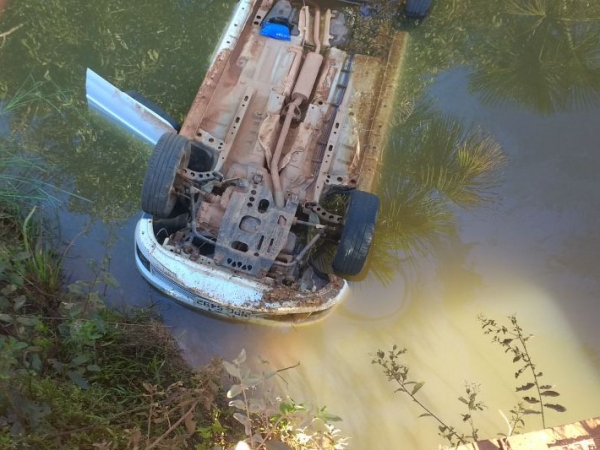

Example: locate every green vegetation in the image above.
[223,350,348,449]
[0,201,346,448]
[373,315,566,446]
[0,202,224,447]
[479,314,567,428]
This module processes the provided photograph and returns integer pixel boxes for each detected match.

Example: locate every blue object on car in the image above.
[260,22,291,41]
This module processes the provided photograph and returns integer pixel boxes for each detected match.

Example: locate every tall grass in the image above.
[0,77,88,210]
[0,145,56,208]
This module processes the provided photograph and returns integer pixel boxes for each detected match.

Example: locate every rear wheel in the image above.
[141,133,190,218]
[405,0,433,19]
[332,190,379,277]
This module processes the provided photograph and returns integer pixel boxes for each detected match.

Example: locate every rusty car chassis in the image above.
[88,0,408,323]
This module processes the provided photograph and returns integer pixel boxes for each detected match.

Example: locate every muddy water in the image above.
[2,0,600,448]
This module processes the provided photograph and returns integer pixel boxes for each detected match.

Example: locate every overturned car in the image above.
[89,0,414,322]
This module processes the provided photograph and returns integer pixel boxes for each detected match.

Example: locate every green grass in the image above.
[0,204,239,449]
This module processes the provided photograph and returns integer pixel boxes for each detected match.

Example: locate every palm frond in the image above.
[394,112,507,207]
[505,0,547,18]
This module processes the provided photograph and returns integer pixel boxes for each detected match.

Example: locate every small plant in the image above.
[375,314,568,447]
[372,345,482,446]
[21,207,62,295]
[458,383,486,441]
[224,349,348,450]
[478,314,566,428]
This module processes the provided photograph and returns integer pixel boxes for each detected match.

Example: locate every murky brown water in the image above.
[2,0,600,448]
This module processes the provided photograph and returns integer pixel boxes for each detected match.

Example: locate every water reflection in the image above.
[396,0,600,115]
[369,102,506,283]
[469,0,600,114]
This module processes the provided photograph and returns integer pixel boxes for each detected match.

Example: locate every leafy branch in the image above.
[478,314,566,429]
[224,349,348,450]
[372,345,480,446]
[458,383,486,441]
[375,315,568,446]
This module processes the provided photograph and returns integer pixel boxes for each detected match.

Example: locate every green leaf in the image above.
[86,364,101,372]
[70,354,89,367]
[51,359,64,374]
[0,313,13,323]
[515,367,526,378]
[412,382,424,395]
[67,283,86,296]
[227,384,243,399]
[512,355,521,363]
[103,274,120,288]
[522,396,539,404]
[540,385,553,390]
[458,396,469,405]
[15,341,28,350]
[523,409,541,415]
[233,348,246,365]
[545,404,566,412]
[16,316,38,326]
[262,370,277,380]
[279,401,295,414]
[228,399,245,410]
[319,412,342,423]
[68,371,90,390]
[516,382,535,392]
[66,303,84,318]
[419,413,433,418]
[244,374,263,388]
[13,296,27,311]
[30,353,42,372]
[541,390,560,397]
[222,361,240,378]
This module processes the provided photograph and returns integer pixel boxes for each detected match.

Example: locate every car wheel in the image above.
[405,0,433,19]
[141,133,190,218]
[332,190,379,277]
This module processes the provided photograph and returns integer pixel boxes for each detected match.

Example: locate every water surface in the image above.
[1,0,600,448]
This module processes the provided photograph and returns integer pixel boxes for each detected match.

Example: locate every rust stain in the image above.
[180,49,232,140]
[356,31,409,193]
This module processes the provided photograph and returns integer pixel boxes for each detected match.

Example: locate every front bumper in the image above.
[134,215,347,323]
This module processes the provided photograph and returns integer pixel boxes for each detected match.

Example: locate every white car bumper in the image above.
[134,215,347,323]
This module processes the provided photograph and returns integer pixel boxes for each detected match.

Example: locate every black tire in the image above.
[405,0,433,19]
[142,133,190,218]
[332,190,379,276]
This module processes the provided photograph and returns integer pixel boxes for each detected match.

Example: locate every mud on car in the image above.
[88,0,429,322]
